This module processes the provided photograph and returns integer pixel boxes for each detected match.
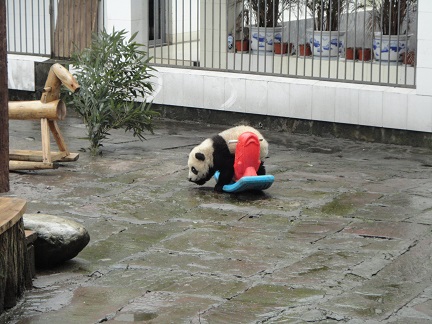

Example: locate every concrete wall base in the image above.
[154,104,432,149]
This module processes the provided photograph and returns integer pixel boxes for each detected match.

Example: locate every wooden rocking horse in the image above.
[8,63,80,170]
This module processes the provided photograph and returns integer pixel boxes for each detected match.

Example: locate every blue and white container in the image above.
[373,32,411,62]
[308,30,345,57]
[250,26,283,52]
[228,33,234,52]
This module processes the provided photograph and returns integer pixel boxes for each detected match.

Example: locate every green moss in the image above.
[322,192,383,216]
[301,265,330,275]
[354,307,378,317]
[321,198,354,216]
[134,313,158,321]
[336,251,350,259]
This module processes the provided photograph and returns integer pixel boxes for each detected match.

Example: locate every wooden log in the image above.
[0,198,29,313]
[8,99,66,120]
[10,150,66,162]
[58,152,79,162]
[9,150,79,163]
[25,230,37,280]
[9,161,57,171]
[40,63,80,103]
[48,120,69,155]
[51,63,80,93]
[41,118,51,163]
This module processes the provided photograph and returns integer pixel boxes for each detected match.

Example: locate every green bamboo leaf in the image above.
[63,28,158,155]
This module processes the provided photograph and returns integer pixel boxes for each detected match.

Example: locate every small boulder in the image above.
[24,214,90,268]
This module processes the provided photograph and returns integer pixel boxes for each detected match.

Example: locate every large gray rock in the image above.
[23,214,90,268]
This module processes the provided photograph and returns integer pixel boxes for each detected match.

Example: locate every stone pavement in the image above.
[2,116,432,324]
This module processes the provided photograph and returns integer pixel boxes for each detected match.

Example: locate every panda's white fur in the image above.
[219,126,269,158]
[188,125,268,191]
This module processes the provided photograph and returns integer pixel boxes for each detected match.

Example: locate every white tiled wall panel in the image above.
[223,76,247,113]
[203,75,225,110]
[417,38,432,69]
[183,72,204,108]
[245,79,269,115]
[312,82,336,122]
[7,55,48,91]
[382,90,410,130]
[289,82,314,120]
[142,67,432,135]
[407,94,432,133]
[267,81,291,117]
[416,68,432,97]
[358,86,384,127]
[334,85,360,125]
[162,70,184,107]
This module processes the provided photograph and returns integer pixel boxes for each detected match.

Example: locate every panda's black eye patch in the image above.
[191,167,198,175]
[195,152,205,161]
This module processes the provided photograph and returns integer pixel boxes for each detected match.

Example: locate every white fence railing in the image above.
[6,0,50,56]
[6,0,103,58]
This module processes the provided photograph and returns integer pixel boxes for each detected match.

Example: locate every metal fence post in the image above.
[49,0,54,58]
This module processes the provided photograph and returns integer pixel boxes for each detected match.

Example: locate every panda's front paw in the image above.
[214,184,224,192]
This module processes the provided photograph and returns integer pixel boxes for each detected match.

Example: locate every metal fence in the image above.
[6,0,50,56]
[6,0,103,58]
[6,0,418,88]
[148,0,418,88]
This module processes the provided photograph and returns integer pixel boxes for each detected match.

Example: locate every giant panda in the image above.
[188,125,269,192]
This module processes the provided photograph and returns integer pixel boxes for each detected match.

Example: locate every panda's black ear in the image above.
[195,152,205,161]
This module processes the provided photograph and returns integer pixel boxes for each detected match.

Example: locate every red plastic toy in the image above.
[233,132,261,180]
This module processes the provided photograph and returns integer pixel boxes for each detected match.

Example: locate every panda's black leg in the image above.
[257,162,266,175]
[214,169,234,192]
[214,183,224,192]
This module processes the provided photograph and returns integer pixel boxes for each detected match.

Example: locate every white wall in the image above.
[150,65,432,133]
[169,0,199,43]
[200,0,231,69]
[104,0,148,46]
[416,1,432,97]
[7,54,48,91]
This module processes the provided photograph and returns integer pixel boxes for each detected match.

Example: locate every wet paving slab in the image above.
[1,117,432,323]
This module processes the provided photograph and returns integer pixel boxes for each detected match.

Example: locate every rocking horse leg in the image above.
[48,120,69,156]
[41,118,51,164]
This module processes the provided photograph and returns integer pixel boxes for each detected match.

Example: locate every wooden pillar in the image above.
[0,0,9,193]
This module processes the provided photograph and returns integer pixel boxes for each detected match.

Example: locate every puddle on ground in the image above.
[115,312,158,321]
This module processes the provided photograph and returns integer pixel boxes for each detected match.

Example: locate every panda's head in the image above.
[188,139,215,185]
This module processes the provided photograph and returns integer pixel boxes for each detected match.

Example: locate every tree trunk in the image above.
[0,0,9,193]
[0,198,29,314]
[0,220,29,312]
